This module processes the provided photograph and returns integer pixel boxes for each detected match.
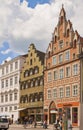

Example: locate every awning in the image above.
[50,110,58,114]
[17,108,26,111]
[12,108,27,112]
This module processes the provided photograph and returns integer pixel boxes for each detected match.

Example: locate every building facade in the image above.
[44,6,83,130]
[0,56,26,122]
[19,44,45,122]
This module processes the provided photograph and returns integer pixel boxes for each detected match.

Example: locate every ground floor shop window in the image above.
[72,107,78,123]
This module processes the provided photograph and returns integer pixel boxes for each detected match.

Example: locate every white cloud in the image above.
[1,49,11,54]
[0,0,83,54]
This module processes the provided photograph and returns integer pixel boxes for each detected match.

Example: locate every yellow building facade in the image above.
[19,44,45,122]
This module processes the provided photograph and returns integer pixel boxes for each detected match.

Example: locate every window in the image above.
[15,76,18,84]
[73,64,78,75]
[10,94,12,101]
[10,78,13,86]
[31,81,33,87]
[1,80,4,88]
[47,90,51,99]
[54,70,58,80]
[14,106,17,110]
[1,107,3,112]
[9,106,12,111]
[66,86,70,97]
[35,67,38,74]
[53,89,57,98]
[59,88,64,98]
[66,42,68,46]
[72,107,78,123]
[14,93,17,100]
[67,29,69,37]
[59,41,64,49]
[65,51,70,60]
[73,53,75,59]
[72,85,78,96]
[5,95,8,102]
[52,56,57,65]
[35,80,38,86]
[40,79,43,86]
[10,64,13,71]
[15,61,18,69]
[25,70,28,77]
[1,95,4,103]
[73,40,76,48]
[30,59,32,65]
[59,69,64,79]
[48,72,52,81]
[6,79,8,87]
[25,83,28,89]
[30,69,33,75]
[66,67,70,77]
[6,66,8,73]
[2,68,4,75]
[59,54,63,63]
[5,107,8,112]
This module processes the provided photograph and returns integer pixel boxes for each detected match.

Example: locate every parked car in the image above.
[0,117,9,130]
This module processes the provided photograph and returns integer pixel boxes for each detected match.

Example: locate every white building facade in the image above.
[0,55,26,122]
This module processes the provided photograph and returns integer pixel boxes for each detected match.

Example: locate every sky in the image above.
[0,0,83,64]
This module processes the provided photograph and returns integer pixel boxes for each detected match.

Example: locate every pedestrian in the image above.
[33,119,37,128]
[43,120,47,129]
[59,120,63,130]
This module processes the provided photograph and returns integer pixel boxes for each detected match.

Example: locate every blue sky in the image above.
[0,0,83,64]
[20,0,50,8]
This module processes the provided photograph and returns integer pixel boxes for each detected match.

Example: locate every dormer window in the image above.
[73,40,76,48]
[30,59,32,65]
[59,41,64,49]
[35,67,38,74]
[67,29,69,37]
[55,36,57,42]
[60,16,63,24]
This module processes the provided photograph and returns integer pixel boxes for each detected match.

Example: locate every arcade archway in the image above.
[49,101,58,124]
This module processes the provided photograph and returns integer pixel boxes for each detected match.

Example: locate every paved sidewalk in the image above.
[10,124,80,130]
[10,124,53,129]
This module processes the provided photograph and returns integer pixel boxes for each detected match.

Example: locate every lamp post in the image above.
[63,112,67,130]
